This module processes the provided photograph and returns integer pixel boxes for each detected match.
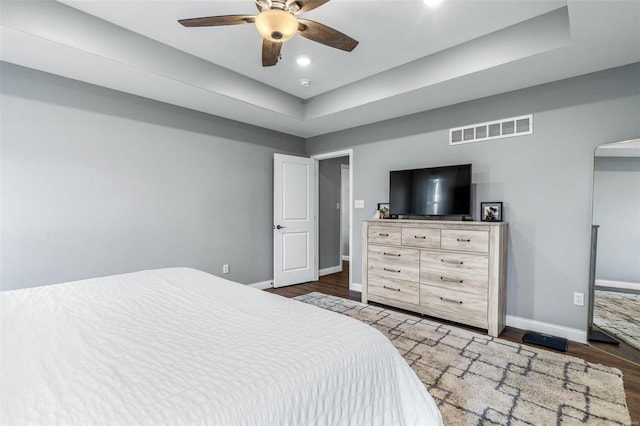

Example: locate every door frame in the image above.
[311,149,355,292]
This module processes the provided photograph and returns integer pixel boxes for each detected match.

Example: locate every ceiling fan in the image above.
[178,0,359,67]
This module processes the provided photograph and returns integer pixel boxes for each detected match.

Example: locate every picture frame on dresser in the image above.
[377,203,390,219]
[481,202,503,222]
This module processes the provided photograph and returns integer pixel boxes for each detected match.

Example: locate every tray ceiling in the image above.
[1,0,639,137]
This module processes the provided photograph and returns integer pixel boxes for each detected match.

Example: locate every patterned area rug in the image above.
[294,292,631,426]
[593,290,640,351]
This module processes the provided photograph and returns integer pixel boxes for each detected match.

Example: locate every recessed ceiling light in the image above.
[299,79,311,87]
[423,0,442,7]
[296,57,311,67]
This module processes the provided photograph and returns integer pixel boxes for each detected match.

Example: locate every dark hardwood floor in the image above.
[267,262,640,423]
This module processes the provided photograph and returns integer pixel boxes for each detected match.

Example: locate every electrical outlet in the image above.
[573,292,584,306]
[223,264,229,274]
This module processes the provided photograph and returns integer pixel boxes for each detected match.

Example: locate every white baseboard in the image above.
[342,255,350,261]
[506,315,587,344]
[248,280,273,290]
[350,282,362,292]
[320,265,342,276]
[595,279,640,291]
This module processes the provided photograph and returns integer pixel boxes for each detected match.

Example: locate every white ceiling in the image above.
[1,0,639,138]
[59,0,567,99]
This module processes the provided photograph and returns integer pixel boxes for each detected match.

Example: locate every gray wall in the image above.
[3,59,639,333]
[0,63,305,290]
[318,156,349,270]
[592,156,640,284]
[306,63,640,331]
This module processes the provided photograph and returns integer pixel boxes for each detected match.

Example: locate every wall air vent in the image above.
[450,114,533,145]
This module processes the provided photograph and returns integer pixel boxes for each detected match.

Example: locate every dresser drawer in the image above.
[441,229,489,253]
[420,285,488,329]
[368,245,420,282]
[368,274,419,305]
[401,227,440,249]
[368,225,401,245]
[421,269,488,296]
[421,250,489,275]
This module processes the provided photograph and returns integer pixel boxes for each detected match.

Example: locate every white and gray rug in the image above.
[295,292,632,426]
[593,290,640,351]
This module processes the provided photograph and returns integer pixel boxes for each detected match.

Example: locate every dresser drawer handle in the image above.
[440,276,463,284]
[383,267,401,273]
[440,296,463,304]
[383,285,401,292]
[457,238,471,243]
[379,233,389,237]
[441,259,464,265]
[414,235,426,239]
[383,252,401,257]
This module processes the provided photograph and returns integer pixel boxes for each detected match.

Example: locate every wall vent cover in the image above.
[450,114,533,145]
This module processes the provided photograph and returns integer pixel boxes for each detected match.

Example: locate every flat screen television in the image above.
[389,164,472,217]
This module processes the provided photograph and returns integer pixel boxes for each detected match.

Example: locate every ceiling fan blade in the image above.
[178,15,255,27]
[262,39,282,67]
[297,19,358,52]
[287,0,330,14]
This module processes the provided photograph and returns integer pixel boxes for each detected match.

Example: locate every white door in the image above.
[273,153,317,288]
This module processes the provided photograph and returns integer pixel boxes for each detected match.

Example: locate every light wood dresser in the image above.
[362,220,508,337]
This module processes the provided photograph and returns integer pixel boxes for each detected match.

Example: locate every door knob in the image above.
[275,225,286,230]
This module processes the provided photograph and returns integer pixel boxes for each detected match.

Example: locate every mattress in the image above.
[1,268,442,425]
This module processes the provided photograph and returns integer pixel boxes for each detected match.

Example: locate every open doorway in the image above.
[340,164,350,263]
[312,150,353,292]
[318,156,349,274]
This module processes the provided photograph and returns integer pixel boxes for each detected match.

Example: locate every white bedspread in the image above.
[1,268,442,426]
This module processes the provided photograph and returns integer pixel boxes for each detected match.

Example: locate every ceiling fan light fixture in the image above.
[255,9,298,42]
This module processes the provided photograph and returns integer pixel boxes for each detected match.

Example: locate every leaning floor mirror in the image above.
[588,138,640,362]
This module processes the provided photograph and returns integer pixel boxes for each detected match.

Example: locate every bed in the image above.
[1,267,442,425]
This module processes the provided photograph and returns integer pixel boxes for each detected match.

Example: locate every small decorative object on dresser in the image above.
[481,202,503,222]
[377,203,390,219]
[362,220,508,337]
